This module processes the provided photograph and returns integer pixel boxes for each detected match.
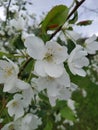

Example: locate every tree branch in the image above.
[50,0,86,40]
[5,0,12,25]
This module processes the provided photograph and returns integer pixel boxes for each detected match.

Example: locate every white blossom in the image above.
[1,118,22,130]
[49,83,77,106]
[84,34,98,54]
[68,45,89,77]
[54,113,61,122]
[33,71,70,97]
[0,59,29,92]
[0,59,18,91]
[24,36,68,78]
[6,94,25,120]
[10,16,26,31]
[1,113,42,130]
[21,113,42,130]
[67,99,76,113]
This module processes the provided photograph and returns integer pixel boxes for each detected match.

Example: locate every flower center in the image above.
[12,101,18,107]
[5,67,14,78]
[46,76,55,81]
[9,124,14,130]
[44,53,53,62]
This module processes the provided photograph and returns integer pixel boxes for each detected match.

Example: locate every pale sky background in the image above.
[0,0,98,37]
[29,0,98,37]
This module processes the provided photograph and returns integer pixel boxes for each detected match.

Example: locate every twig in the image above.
[50,0,86,40]
[5,0,12,25]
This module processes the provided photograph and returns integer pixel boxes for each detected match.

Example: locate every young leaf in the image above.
[56,100,67,109]
[60,106,76,121]
[41,5,69,32]
[69,11,78,24]
[11,34,25,49]
[76,20,93,26]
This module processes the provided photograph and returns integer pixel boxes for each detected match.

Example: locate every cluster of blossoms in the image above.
[0,0,98,130]
[0,57,42,130]
[24,35,89,106]
[1,33,98,129]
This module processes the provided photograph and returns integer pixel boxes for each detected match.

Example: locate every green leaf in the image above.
[67,39,75,54]
[41,5,69,32]
[44,120,53,130]
[38,91,50,104]
[69,11,78,24]
[0,51,22,59]
[11,34,25,49]
[56,100,67,109]
[60,106,76,121]
[76,20,93,26]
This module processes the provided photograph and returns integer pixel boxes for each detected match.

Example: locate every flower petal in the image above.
[3,76,17,92]
[24,36,45,60]
[34,61,47,77]
[44,62,64,78]
[16,79,30,90]
[73,67,86,77]
[46,41,68,64]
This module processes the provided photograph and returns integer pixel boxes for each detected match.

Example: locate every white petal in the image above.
[16,79,30,90]
[0,60,11,83]
[68,45,89,77]
[73,67,86,77]
[7,94,24,120]
[47,85,60,96]
[24,36,45,60]
[86,41,98,54]
[14,105,24,120]
[59,87,72,100]
[44,62,64,78]
[56,70,70,88]
[66,30,81,40]
[3,76,17,92]
[34,61,47,77]
[59,32,68,44]
[36,77,60,96]
[29,114,42,129]
[48,96,57,106]
[68,61,76,75]
[67,99,75,111]
[22,87,34,107]
[0,72,5,83]
[7,106,15,117]
[0,60,11,70]
[85,34,96,44]
[74,57,89,68]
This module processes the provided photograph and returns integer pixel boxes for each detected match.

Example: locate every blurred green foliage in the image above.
[66,75,98,130]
